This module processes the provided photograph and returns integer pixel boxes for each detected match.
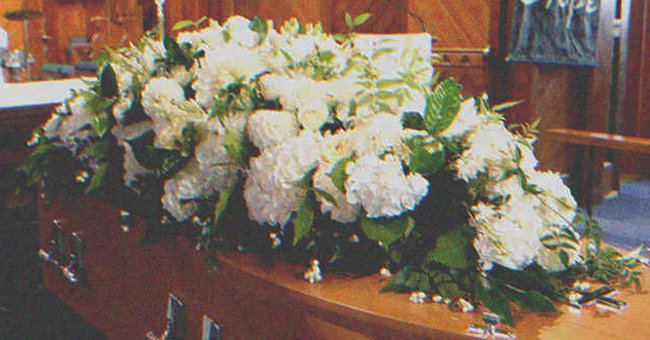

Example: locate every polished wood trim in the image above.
[544,128,650,154]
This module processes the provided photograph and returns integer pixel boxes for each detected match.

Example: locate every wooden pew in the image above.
[542,128,650,214]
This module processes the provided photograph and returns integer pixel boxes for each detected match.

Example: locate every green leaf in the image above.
[360,215,414,247]
[507,290,559,313]
[163,35,192,68]
[223,130,250,167]
[401,112,425,130]
[427,225,474,269]
[327,157,351,193]
[424,79,462,135]
[213,179,238,226]
[99,64,119,98]
[85,163,108,194]
[437,282,462,299]
[293,198,315,246]
[477,284,514,327]
[81,141,111,160]
[354,13,372,26]
[249,16,269,44]
[332,34,347,42]
[409,148,445,174]
[313,187,338,207]
[380,266,416,293]
[172,20,197,31]
[345,12,354,29]
[492,100,524,112]
[91,111,112,138]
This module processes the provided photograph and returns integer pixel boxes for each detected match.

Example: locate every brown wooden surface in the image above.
[544,128,650,154]
[40,197,650,339]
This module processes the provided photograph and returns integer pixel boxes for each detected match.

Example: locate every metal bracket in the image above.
[202,315,222,340]
[146,294,185,340]
[466,313,516,339]
[61,232,85,285]
[38,219,66,266]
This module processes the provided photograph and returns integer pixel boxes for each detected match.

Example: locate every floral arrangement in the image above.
[24,14,643,326]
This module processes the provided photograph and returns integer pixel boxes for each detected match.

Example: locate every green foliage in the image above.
[409,147,445,175]
[99,64,119,98]
[293,198,315,246]
[162,35,194,70]
[492,100,524,112]
[401,112,425,130]
[360,215,415,249]
[249,16,269,45]
[506,289,559,313]
[426,225,474,269]
[477,283,514,327]
[172,16,207,31]
[424,79,462,135]
[223,129,251,168]
[327,157,351,193]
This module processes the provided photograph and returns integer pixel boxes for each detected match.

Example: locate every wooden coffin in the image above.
[39,197,650,339]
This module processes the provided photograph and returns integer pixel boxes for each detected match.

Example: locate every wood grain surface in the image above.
[39,197,650,339]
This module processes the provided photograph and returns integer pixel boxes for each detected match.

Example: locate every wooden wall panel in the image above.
[408,0,490,46]
[0,0,26,50]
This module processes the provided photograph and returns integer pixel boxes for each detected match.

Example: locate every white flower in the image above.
[409,291,427,304]
[194,43,264,108]
[57,96,92,141]
[304,259,322,284]
[348,113,403,157]
[122,142,149,188]
[224,16,257,48]
[142,77,185,112]
[441,98,486,138]
[42,114,62,139]
[470,200,545,270]
[536,228,582,272]
[244,130,324,226]
[345,154,429,218]
[177,19,225,50]
[455,122,517,181]
[313,164,360,223]
[528,170,577,226]
[195,133,239,191]
[247,110,299,150]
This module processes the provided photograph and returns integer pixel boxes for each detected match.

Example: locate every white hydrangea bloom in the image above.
[122,142,150,188]
[195,133,239,191]
[348,113,403,157]
[42,114,62,140]
[177,19,225,50]
[247,110,299,150]
[528,170,577,227]
[471,199,545,270]
[223,16,257,48]
[244,131,325,226]
[455,122,517,181]
[345,154,429,218]
[57,96,92,141]
[194,43,265,108]
[142,77,185,111]
[441,98,487,138]
[313,163,360,223]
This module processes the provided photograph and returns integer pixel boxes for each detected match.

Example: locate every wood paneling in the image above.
[622,0,650,175]
[0,0,27,50]
[408,0,490,47]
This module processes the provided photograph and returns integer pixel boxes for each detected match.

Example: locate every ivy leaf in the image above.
[427,225,474,269]
[507,290,559,313]
[354,13,372,26]
[360,215,415,248]
[401,112,425,130]
[477,284,514,327]
[293,198,314,246]
[327,157,351,193]
[99,64,119,98]
[409,147,445,174]
[424,78,461,135]
[249,16,269,44]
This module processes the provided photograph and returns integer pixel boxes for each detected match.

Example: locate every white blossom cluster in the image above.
[450,98,581,272]
[37,14,582,278]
